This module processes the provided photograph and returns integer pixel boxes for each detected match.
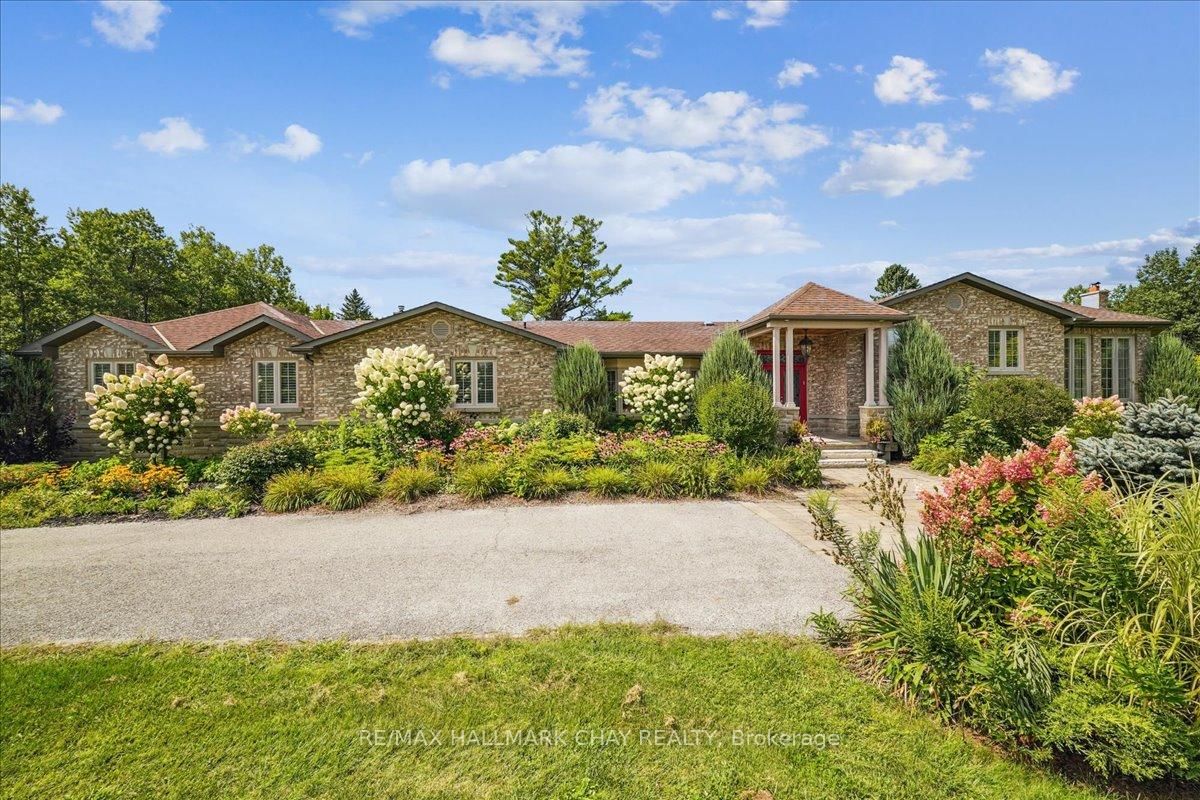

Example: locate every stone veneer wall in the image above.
[310,310,559,420]
[889,283,1065,384]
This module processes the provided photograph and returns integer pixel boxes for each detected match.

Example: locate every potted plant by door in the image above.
[863,417,894,461]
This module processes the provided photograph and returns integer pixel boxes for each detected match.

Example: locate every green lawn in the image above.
[1,625,1104,800]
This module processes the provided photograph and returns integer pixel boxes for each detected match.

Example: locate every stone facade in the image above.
[888,282,1066,384]
[309,309,559,420]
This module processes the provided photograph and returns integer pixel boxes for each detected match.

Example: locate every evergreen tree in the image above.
[551,343,609,423]
[495,211,631,320]
[886,319,967,457]
[339,289,373,320]
[696,327,768,399]
[871,264,921,301]
[1141,333,1200,407]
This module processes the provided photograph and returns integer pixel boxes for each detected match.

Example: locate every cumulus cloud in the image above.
[605,213,818,262]
[92,0,168,51]
[327,1,590,79]
[393,143,767,228]
[822,123,980,197]
[982,47,1079,103]
[261,124,323,161]
[136,117,206,155]
[745,0,791,28]
[776,59,819,87]
[874,56,947,105]
[581,83,828,161]
[629,31,663,60]
[949,218,1200,260]
[966,93,993,111]
[0,98,64,124]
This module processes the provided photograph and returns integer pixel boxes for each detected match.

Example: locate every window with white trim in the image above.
[1100,337,1133,401]
[255,360,298,407]
[987,328,1023,372]
[91,361,136,388]
[453,359,495,407]
[606,368,624,413]
[1065,337,1089,399]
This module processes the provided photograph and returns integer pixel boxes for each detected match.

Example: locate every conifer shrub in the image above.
[1141,333,1200,406]
[886,320,967,457]
[1075,395,1200,484]
[552,343,610,424]
[695,327,767,399]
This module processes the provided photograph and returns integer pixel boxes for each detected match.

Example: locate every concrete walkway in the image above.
[0,501,850,645]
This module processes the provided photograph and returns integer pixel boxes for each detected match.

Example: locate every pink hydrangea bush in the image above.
[1060,395,1124,442]
[919,435,1107,573]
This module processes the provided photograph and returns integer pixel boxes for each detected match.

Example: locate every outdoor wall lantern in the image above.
[797,330,813,363]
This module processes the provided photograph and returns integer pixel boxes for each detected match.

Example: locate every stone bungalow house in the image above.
[17,272,1169,459]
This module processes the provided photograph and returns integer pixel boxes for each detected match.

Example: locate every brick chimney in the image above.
[1080,282,1109,309]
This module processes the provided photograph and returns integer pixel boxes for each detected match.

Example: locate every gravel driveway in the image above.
[0,501,849,645]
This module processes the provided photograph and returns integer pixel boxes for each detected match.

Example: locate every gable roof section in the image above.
[288,302,567,353]
[741,282,910,329]
[882,272,1171,327]
[16,314,167,355]
[516,320,733,355]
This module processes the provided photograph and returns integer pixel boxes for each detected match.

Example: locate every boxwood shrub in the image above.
[212,435,316,497]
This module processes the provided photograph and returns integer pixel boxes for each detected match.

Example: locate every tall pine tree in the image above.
[339,289,373,320]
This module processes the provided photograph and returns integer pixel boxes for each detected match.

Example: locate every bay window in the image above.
[453,359,495,407]
[255,360,298,407]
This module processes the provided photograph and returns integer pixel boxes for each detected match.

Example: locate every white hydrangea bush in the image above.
[85,354,205,461]
[219,403,281,439]
[620,354,695,432]
[351,345,456,441]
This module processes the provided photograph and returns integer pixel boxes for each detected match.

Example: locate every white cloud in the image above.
[874,56,947,105]
[822,123,980,197]
[644,0,678,12]
[776,59,818,87]
[344,150,374,167]
[262,124,323,161]
[0,98,64,124]
[629,31,663,60]
[606,213,818,262]
[393,143,765,229]
[966,93,993,111]
[982,47,1079,103]
[879,219,900,229]
[581,83,828,161]
[327,1,591,79]
[949,218,1200,260]
[432,72,453,90]
[745,0,791,28]
[92,0,168,52]
[136,117,206,155]
[711,7,735,21]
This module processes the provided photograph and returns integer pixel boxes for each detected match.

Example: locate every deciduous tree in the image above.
[1110,245,1200,350]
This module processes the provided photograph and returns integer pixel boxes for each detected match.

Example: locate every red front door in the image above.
[757,350,808,421]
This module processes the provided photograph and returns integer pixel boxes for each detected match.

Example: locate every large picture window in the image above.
[1064,337,1089,399]
[453,359,495,407]
[987,328,1022,372]
[91,361,136,388]
[1100,337,1133,401]
[255,360,298,407]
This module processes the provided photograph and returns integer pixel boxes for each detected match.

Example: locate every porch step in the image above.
[819,455,884,469]
[817,446,883,469]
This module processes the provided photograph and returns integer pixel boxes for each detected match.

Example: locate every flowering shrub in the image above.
[96,463,186,496]
[619,354,695,432]
[85,355,204,461]
[919,435,1097,574]
[1060,395,1123,442]
[219,403,281,439]
[351,346,456,442]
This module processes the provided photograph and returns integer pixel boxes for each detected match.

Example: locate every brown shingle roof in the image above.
[95,314,169,347]
[148,302,365,350]
[1045,300,1170,326]
[515,320,733,355]
[742,282,910,326]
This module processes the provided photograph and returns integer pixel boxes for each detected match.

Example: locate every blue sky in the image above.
[2,0,1198,321]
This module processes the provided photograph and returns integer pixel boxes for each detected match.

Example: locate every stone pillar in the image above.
[771,326,782,407]
[785,326,795,408]
[878,325,889,404]
[864,327,876,406]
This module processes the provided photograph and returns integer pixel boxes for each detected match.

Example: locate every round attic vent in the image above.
[945,292,965,312]
[431,320,451,340]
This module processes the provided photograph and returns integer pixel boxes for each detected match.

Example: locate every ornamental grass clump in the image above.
[453,461,507,500]
[318,465,380,511]
[581,466,629,498]
[732,465,771,495]
[219,403,281,439]
[620,354,695,433]
[85,355,204,462]
[262,470,322,513]
[632,460,682,498]
[383,465,442,503]
[351,345,455,443]
[522,465,574,500]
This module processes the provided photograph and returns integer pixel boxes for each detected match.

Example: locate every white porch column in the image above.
[878,325,890,404]
[785,326,796,408]
[864,327,876,406]
[771,326,782,407]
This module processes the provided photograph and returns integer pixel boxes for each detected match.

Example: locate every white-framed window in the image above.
[452,359,496,407]
[606,368,624,413]
[90,360,136,388]
[1065,337,1089,400]
[1100,337,1134,401]
[255,360,299,407]
[987,328,1023,372]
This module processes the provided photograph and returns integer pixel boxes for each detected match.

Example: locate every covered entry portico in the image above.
[738,284,911,437]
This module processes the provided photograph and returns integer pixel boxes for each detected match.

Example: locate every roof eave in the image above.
[188,315,314,354]
[882,272,1083,322]
[15,315,166,356]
